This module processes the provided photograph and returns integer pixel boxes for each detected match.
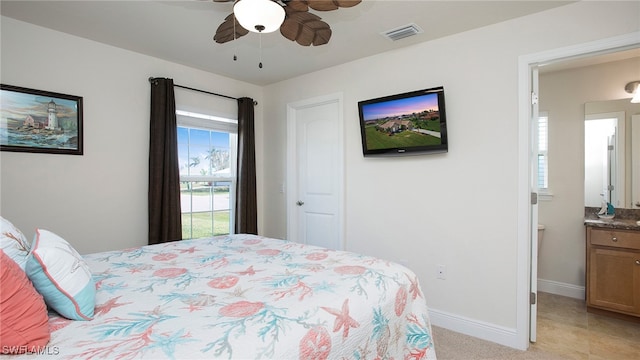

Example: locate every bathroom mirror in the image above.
[584,98,640,209]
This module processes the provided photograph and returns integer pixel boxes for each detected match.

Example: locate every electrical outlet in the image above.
[437,265,446,280]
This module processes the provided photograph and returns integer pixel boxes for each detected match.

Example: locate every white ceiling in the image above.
[1,0,576,86]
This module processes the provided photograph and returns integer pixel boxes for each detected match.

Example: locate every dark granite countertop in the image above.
[584,207,640,230]
[584,218,640,230]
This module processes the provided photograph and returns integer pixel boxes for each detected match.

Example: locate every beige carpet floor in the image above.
[431,326,565,360]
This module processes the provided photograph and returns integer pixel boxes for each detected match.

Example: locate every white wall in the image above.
[538,57,640,297]
[0,16,263,255]
[261,1,640,346]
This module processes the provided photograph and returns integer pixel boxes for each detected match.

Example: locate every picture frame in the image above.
[1,84,83,155]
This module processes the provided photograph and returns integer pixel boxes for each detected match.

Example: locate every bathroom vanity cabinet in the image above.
[586,226,640,320]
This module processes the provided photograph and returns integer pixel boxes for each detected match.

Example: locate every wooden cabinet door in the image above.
[588,247,640,315]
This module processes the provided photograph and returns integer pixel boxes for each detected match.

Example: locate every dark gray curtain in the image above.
[235,97,258,234]
[148,77,182,245]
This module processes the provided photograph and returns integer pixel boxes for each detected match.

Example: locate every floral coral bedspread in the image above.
[17,234,436,359]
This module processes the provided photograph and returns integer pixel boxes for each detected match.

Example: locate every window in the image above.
[177,110,237,239]
[537,112,549,193]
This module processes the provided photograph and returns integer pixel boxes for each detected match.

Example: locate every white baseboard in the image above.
[428,308,522,350]
[428,279,585,351]
[537,278,584,300]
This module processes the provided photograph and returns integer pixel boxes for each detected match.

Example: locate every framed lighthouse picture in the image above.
[0,84,83,155]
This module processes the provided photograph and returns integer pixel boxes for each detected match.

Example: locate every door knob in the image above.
[296,201,305,206]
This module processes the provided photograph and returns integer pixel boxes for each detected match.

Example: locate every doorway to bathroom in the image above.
[517,31,640,349]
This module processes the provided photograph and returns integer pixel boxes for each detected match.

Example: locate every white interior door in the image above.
[286,94,344,250]
[529,66,540,343]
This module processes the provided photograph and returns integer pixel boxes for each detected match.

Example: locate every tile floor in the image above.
[531,292,640,359]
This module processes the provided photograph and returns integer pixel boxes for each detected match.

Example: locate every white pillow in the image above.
[0,216,31,271]
[26,229,95,321]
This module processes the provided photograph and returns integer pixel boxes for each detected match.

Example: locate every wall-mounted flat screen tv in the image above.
[358,86,448,157]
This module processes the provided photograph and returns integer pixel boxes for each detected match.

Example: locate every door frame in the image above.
[516,32,640,350]
[285,93,345,247]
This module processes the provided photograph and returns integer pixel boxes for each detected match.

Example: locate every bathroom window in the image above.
[537,112,550,195]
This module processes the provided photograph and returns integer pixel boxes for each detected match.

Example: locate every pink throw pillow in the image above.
[0,250,50,354]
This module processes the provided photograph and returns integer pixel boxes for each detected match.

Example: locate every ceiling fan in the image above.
[213,0,362,47]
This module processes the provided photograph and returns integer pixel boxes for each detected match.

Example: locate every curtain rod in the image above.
[148,77,257,106]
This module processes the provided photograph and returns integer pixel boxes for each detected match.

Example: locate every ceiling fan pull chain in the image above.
[233,15,238,61]
[258,32,263,69]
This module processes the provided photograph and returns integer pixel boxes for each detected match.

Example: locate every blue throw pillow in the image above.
[26,229,95,321]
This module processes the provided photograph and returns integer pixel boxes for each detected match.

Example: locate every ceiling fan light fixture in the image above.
[624,80,640,103]
[234,0,285,34]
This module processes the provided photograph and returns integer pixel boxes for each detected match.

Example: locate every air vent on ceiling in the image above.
[381,23,423,41]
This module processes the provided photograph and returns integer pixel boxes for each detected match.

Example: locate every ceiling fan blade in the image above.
[280,8,332,46]
[334,0,361,8]
[285,0,309,12]
[213,14,249,44]
[287,0,362,12]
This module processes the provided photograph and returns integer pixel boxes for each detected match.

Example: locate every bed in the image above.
[6,233,436,359]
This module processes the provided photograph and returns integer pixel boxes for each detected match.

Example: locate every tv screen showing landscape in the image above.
[358,86,447,156]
